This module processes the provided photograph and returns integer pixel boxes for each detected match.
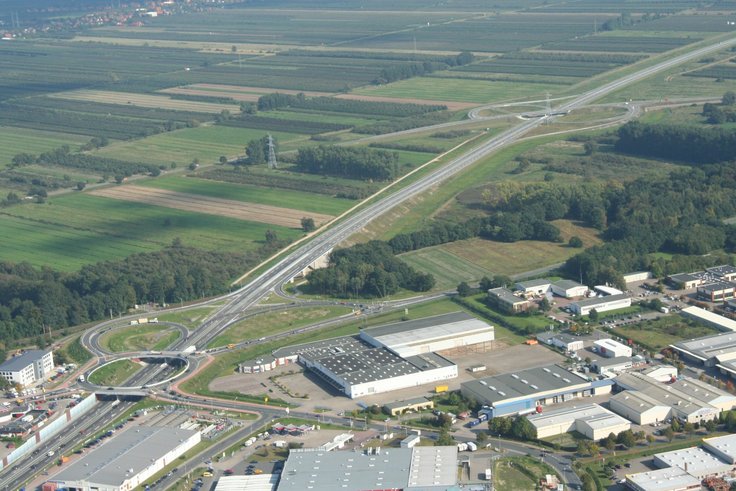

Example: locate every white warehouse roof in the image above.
[528,403,629,435]
[626,467,700,491]
[654,446,732,478]
[703,433,736,464]
[214,475,279,491]
[681,306,736,332]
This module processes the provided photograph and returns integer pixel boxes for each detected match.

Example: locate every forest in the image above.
[0,244,263,348]
[306,241,435,297]
[295,145,399,181]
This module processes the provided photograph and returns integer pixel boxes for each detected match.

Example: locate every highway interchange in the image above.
[6,35,736,490]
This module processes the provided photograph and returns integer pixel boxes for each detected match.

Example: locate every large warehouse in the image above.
[360,312,494,357]
[460,364,613,418]
[527,403,630,440]
[680,306,736,332]
[594,338,632,358]
[613,373,736,424]
[671,331,736,380]
[570,294,631,316]
[277,446,458,491]
[44,426,200,491]
[274,312,493,398]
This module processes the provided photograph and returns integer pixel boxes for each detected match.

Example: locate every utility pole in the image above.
[267,134,278,169]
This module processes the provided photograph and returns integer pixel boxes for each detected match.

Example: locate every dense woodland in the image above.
[295,146,399,181]
[0,244,264,348]
[306,241,434,297]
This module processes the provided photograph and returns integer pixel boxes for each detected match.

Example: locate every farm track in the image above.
[89,185,334,228]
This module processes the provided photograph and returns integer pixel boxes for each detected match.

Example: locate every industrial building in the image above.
[706,265,736,282]
[526,403,630,440]
[360,312,495,357]
[276,312,492,398]
[460,364,613,418]
[668,273,703,290]
[623,271,653,284]
[592,356,633,377]
[703,434,736,465]
[697,281,736,302]
[487,287,529,313]
[642,365,678,383]
[680,306,736,332]
[613,373,736,424]
[535,332,584,352]
[214,475,279,491]
[609,391,671,425]
[400,434,421,448]
[653,446,732,479]
[551,279,588,299]
[277,446,458,491]
[515,279,551,296]
[671,331,736,379]
[0,349,54,387]
[383,397,434,416]
[44,426,200,491]
[594,285,624,296]
[594,338,632,358]
[570,294,631,316]
[625,467,701,491]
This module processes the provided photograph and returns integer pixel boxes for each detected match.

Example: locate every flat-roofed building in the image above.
[536,332,584,352]
[488,287,529,313]
[706,265,736,282]
[680,306,736,332]
[400,434,421,448]
[697,281,736,302]
[460,364,612,418]
[0,350,54,387]
[214,475,279,491]
[653,446,732,479]
[551,280,588,299]
[44,426,200,491]
[609,391,671,425]
[643,365,678,383]
[702,434,736,465]
[594,338,632,358]
[527,403,630,440]
[383,397,434,416]
[360,312,494,358]
[571,294,631,316]
[278,446,458,491]
[592,356,633,377]
[515,279,551,296]
[594,285,623,296]
[667,273,703,290]
[625,467,701,491]
[623,271,653,284]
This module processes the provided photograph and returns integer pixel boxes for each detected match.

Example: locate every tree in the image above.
[723,91,736,105]
[683,422,695,436]
[539,297,551,312]
[588,309,599,322]
[646,434,655,445]
[568,236,583,248]
[436,427,454,446]
[671,418,681,433]
[583,141,598,156]
[511,416,535,441]
[476,431,488,445]
[581,474,595,491]
[603,433,616,451]
[479,276,494,291]
[245,139,265,164]
[456,281,472,297]
[76,181,86,191]
[662,427,675,442]
[219,156,228,165]
[489,416,513,437]
[301,217,316,233]
[265,230,278,244]
[617,429,636,449]
[704,419,717,433]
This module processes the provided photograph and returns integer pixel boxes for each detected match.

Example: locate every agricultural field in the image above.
[49,90,241,114]
[100,324,182,353]
[89,185,336,229]
[94,125,305,166]
[159,83,333,101]
[137,176,356,216]
[0,193,302,270]
[541,34,699,53]
[0,127,88,170]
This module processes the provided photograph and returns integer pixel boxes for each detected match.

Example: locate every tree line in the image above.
[306,241,434,297]
[295,145,399,181]
[373,52,474,84]
[0,244,262,348]
[256,92,446,117]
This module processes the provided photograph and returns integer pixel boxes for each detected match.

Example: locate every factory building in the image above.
[515,279,551,296]
[653,446,732,480]
[383,397,434,416]
[592,356,633,377]
[460,364,613,418]
[609,391,671,425]
[535,332,584,352]
[570,294,631,316]
[526,403,630,441]
[551,279,588,299]
[44,426,200,491]
[671,331,736,379]
[0,350,54,387]
[642,365,678,383]
[274,312,492,398]
[623,271,653,284]
[668,273,703,290]
[214,475,279,491]
[680,306,736,332]
[487,287,530,313]
[697,281,736,302]
[703,434,736,465]
[360,312,494,357]
[613,373,736,424]
[277,446,458,491]
[593,338,632,358]
[625,467,701,491]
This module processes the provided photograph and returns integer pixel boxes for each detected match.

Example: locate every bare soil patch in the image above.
[89,185,334,228]
[160,83,333,101]
[49,89,240,114]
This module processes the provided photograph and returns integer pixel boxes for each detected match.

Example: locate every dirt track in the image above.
[89,185,334,228]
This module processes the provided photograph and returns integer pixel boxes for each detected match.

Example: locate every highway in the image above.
[181,35,736,351]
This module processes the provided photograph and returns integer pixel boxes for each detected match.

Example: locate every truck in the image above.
[457,443,468,452]
[468,413,489,427]
[435,385,449,394]
[485,468,492,481]
[77,375,85,383]
[466,442,477,452]
[660,306,670,314]
[182,346,196,355]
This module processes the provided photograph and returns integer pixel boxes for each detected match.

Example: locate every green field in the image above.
[88,359,142,386]
[353,77,548,104]
[95,125,306,166]
[0,126,88,170]
[138,175,355,216]
[610,315,720,351]
[0,193,302,270]
[157,307,217,328]
[400,247,494,290]
[493,456,561,491]
[100,324,182,353]
[206,305,353,348]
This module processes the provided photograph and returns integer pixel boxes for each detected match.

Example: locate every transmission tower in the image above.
[267,133,278,169]
[544,91,552,124]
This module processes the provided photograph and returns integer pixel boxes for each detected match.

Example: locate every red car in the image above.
[224,469,234,476]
